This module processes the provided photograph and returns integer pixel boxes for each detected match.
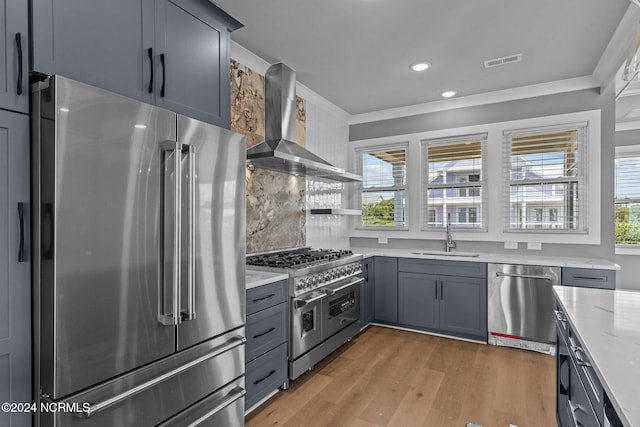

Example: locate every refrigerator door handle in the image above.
[78,335,246,419]
[183,144,196,321]
[159,140,182,326]
[184,387,246,427]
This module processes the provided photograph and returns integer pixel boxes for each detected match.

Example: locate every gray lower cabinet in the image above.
[397,269,487,340]
[32,0,241,127]
[561,267,616,290]
[0,109,30,427]
[373,257,398,323]
[245,280,288,410]
[556,307,623,427]
[0,0,28,113]
[398,272,439,329]
[360,258,375,326]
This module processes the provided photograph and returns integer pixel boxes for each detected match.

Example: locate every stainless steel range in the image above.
[246,248,363,380]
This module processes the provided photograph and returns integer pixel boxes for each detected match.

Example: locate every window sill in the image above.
[615,246,640,256]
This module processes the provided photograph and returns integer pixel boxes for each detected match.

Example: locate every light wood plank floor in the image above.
[245,326,556,427]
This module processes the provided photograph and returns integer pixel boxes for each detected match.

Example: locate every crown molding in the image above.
[348,76,600,125]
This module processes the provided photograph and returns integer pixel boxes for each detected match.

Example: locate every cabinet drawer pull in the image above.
[253,370,276,385]
[252,293,275,303]
[572,275,605,281]
[160,53,166,97]
[253,327,276,339]
[147,48,154,93]
[554,310,568,322]
[16,33,23,95]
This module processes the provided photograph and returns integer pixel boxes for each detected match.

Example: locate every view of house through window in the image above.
[615,150,640,245]
[504,124,587,232]
[422,134,486,230]
[358,146,407,228]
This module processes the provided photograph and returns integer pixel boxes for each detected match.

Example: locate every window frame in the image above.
[421,133,488,232]
[614,145,640,252]
[503,122,589,234]
[356,143,409,230]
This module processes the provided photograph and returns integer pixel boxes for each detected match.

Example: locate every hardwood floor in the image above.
[245,326,556,427]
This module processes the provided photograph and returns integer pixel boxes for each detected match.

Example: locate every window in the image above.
[357,145,407,228]
[422,134,487,230]
[504,123,588,232]
[615,150,640,246]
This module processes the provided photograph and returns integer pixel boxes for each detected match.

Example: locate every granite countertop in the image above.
[353,247,619,270]
[245,269,288,290]
[553,286,640,427]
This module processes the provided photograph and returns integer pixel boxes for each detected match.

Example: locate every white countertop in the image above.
[353,247,619,270]
[245,269,288,290]
[553,286,640,427]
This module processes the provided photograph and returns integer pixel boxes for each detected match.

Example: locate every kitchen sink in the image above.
[410,251,480,257]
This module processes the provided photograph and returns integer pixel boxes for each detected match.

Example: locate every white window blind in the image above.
[615,150,640,245]
[357,145,407,228]
[421,134,487,230]
[503,123,588,232]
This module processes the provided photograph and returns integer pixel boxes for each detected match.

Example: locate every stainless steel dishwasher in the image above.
[487,263,560,355]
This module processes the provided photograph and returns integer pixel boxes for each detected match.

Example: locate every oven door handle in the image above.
[293,293,326,308]
[323,277,364,295]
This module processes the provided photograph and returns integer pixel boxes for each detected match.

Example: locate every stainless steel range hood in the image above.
[246,63,361,182]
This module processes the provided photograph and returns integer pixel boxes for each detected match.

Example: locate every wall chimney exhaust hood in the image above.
[246,63,361,182]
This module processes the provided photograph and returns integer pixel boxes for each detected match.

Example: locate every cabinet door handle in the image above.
[253,370,276,385]
[18,202,26,262]
[15,33,23,95]
[252,293,275,303]
[253,327,276,339]
[435,281,438,300]
[160,53,166,97]
[440,280,444,300]
[364,263,369,281]
[147,48,154,93]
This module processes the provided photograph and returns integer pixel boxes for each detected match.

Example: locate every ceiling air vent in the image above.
[484,54,523,69]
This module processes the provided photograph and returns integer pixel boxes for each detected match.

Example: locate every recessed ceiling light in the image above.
[134,124,147,129]
[410,62,431,72]
[441,90,456,98]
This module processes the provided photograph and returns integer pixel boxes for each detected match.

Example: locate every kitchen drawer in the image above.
[245,343,287,410]
[568,334,604,426]
[246,303,287,361]
[246,279,287,315]
[562,267,615,290]
[398,258,487,279]
[567,356,599,427]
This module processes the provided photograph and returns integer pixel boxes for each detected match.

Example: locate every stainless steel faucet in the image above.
[445,212,456,252]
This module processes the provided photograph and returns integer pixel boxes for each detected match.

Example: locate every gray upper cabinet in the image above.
[0,0,28,113]
[154,0,238,127]
[0,109,30,427]
[32,0,155,105]
[32,0,241,127]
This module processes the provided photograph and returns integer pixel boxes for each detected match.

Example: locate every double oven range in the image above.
[247,248,363,380]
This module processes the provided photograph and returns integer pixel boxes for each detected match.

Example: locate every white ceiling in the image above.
[216,0,630,115]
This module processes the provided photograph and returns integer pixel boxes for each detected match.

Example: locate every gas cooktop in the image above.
[246,248,354,269]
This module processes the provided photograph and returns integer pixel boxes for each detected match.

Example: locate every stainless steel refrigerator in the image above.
[31,76,247,426]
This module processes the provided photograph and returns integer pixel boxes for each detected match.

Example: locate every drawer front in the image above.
[245,343,287,409]
[398,258,487,278]
[246,303,287,361]
[562,267,615,290]
[246,280,287,315]
[567,357,599,427]
[568,335,604,426]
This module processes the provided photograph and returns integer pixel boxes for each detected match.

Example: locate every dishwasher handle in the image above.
[495,271,553,281]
